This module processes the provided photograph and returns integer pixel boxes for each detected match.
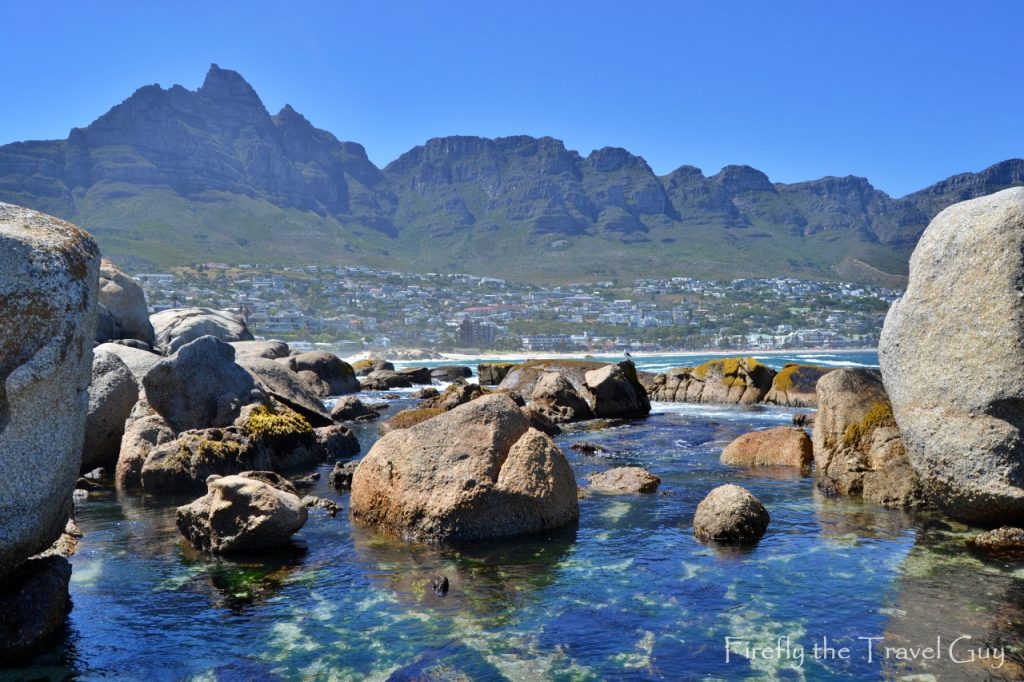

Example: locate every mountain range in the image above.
[1,64,1022,286]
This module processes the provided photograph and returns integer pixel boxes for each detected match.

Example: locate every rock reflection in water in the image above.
[882,519,1024,680]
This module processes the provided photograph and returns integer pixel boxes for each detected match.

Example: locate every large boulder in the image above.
[649,357,775,405]
[315,425,360,460]
[879,188,1024,523]
[720,426,813,468]
[140,427,270,495]
[352,358,394,376]
[583,361,651,419]
[351,394,578,542]
[430,365,473,382]
[82,350,140,470]
[530,371,593,423]
[143,336,262,432]
[150,307,254,355]
[96,259,155,345]
[115,399,175,489]
[395,366,432,385]
[277,351,359,396]
[497,359,608,396]
[814,369,925,508]
[230,340,290,361]
[176,475,307,553]
[238,357,332,427]
[478,362,517,385]
[94,342,162,383]
[361,369,413,390]
[692,484,770,545]
[0,203,100,581]
[763,364,834,408]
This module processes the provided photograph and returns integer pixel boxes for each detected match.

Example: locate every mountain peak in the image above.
[199,64,263,106]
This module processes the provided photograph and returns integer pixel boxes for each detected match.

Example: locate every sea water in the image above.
[9,351,1024,680]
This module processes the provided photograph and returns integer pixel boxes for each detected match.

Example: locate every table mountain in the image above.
[1,64,1021,285]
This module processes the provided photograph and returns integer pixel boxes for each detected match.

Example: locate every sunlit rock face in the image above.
[350,394,579,542]
[880,188,1024,523]
[0,203,99,580]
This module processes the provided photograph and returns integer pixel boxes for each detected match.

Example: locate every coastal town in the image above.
[134,263,899,353]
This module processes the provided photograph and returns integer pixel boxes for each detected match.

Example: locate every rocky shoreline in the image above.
[4,189,1024,663]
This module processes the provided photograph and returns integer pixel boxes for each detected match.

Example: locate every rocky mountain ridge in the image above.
[1,64,1021,284]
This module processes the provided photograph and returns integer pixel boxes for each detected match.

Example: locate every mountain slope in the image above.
[1,64,1021,284]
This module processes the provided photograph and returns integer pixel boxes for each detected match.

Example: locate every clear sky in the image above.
[1,0,1021,197]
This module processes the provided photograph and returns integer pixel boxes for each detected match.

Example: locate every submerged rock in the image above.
[970,526,1024,552]
[813,369,925,508]
[586,466,661,494]
[692,484,770,545]
[351,394,578,542]
[880,188,1024,524]
[0,203,100,581]
[150,307,254,355]
[176,475,307,553]
[720,426,812,468]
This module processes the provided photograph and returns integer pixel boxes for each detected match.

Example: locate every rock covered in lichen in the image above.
[762,364,834,408]
[813,369,924,508]
[880,188,1024,524]
[0,203,100,581]
[649,357,775,405]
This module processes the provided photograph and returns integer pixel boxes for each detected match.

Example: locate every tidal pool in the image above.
[9,382,1024,680]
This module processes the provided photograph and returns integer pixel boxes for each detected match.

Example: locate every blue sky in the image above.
[1,0,1021,196]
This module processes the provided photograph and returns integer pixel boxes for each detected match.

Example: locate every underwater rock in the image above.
[176,475,307,553]
[430,575,450,597]
[970,526,1024,552]
[693,484,770,545]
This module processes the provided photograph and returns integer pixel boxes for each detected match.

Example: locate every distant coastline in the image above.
[436,347,879,362]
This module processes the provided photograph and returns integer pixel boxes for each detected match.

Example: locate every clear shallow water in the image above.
[10,351,1024,680]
